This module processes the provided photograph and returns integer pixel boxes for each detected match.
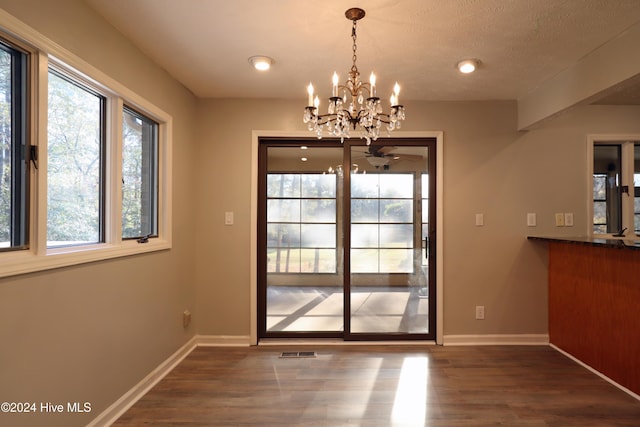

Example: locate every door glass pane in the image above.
[421,174,429,267]
[265,146,343,333]
[380,224,413,247]
[301,224,335,247]
[302,174,336,197]
[379,249,413,273]
[380,174,413,198]
[267,199,300,222]
[267,223,300,247]
[302,199,336,222]
[351,174,379,198]
[267,174,300,198]
[350,145,430,334]
[351,224,379,247]
[380,199,412,222]
[351,248,379,273]
[352,199,379,222]
[301,249,336,273]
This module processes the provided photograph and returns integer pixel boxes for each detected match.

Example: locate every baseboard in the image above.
[89,335,251,426]
[195,334,252,346]
[550,343,640,402]
[443,334,549,346]
[87,335,199,427]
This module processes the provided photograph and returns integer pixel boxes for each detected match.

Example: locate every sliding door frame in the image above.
[344,137,437,341]
[251,130,444,344]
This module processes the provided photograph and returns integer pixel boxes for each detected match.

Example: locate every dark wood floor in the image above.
[113,345,640,426]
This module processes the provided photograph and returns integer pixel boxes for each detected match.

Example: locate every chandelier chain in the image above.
[351,19,358,73]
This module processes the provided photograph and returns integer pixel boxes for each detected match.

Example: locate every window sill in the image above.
[0,239,171,279]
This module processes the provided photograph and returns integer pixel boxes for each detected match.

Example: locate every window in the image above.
[47,69,105,247]
[0,40,28,251]
[591,139,640,237]
[351,173,414,273]
[0,11,173,278]
[122,106,158,239]
[266,173,337,273]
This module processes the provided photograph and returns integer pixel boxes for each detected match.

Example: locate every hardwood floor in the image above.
[113,345,640,426]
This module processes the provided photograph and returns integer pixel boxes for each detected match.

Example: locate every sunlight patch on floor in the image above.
[391,356,429,426]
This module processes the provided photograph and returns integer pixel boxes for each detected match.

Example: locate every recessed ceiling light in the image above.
[301,157,308,162]
[457,59,481,74]
[248,55,274,71]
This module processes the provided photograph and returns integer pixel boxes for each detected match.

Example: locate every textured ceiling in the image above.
[84,0,640,103]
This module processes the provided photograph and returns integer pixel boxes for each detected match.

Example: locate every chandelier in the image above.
[303,7,405,145]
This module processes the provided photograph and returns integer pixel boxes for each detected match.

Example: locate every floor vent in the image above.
[279,351,317,358]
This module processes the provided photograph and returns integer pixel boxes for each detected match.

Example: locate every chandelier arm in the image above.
[308,107,404,126]
[314,114,336,126]
[315,108,357,124]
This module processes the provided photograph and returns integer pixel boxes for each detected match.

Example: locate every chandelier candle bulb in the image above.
[332,72,339,97]
[313,95,320,111]
[307,83,314,106]
[370,72,376,97]
[394,82,400,105]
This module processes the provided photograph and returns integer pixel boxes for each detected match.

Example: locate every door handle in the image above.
[425,236,429,259]
[425,233,435,259]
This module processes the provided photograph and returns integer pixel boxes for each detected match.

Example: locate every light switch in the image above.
[527,213,536,227]
[224,211,234,225]
[555,213,565,227]
[475,213,484,226]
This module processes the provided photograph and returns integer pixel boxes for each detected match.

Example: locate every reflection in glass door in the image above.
[258,139,435,340]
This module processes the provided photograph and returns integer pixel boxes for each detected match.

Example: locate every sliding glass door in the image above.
[258,138,436,340]
[347,144,432,336]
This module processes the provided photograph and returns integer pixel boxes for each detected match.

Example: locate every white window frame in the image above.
[0,10,172,278]
[587,134,639,239]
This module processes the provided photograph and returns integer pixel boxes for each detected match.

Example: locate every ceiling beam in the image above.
[517,21,640,130]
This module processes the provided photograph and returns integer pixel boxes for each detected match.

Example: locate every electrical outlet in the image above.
[564,213,574,227]
[475,305,485,320]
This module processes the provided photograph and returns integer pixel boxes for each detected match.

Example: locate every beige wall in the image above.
[0,1,198,426]
[194,98,640,340]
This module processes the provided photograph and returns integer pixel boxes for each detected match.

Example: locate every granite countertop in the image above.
[527,235,640,250]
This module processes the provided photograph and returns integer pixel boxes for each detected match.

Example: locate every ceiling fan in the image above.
[352,146,423,170]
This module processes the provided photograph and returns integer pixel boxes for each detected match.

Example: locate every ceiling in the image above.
[84,0,640,104]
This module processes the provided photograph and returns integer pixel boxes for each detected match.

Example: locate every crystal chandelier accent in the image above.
[303,8,405,145]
